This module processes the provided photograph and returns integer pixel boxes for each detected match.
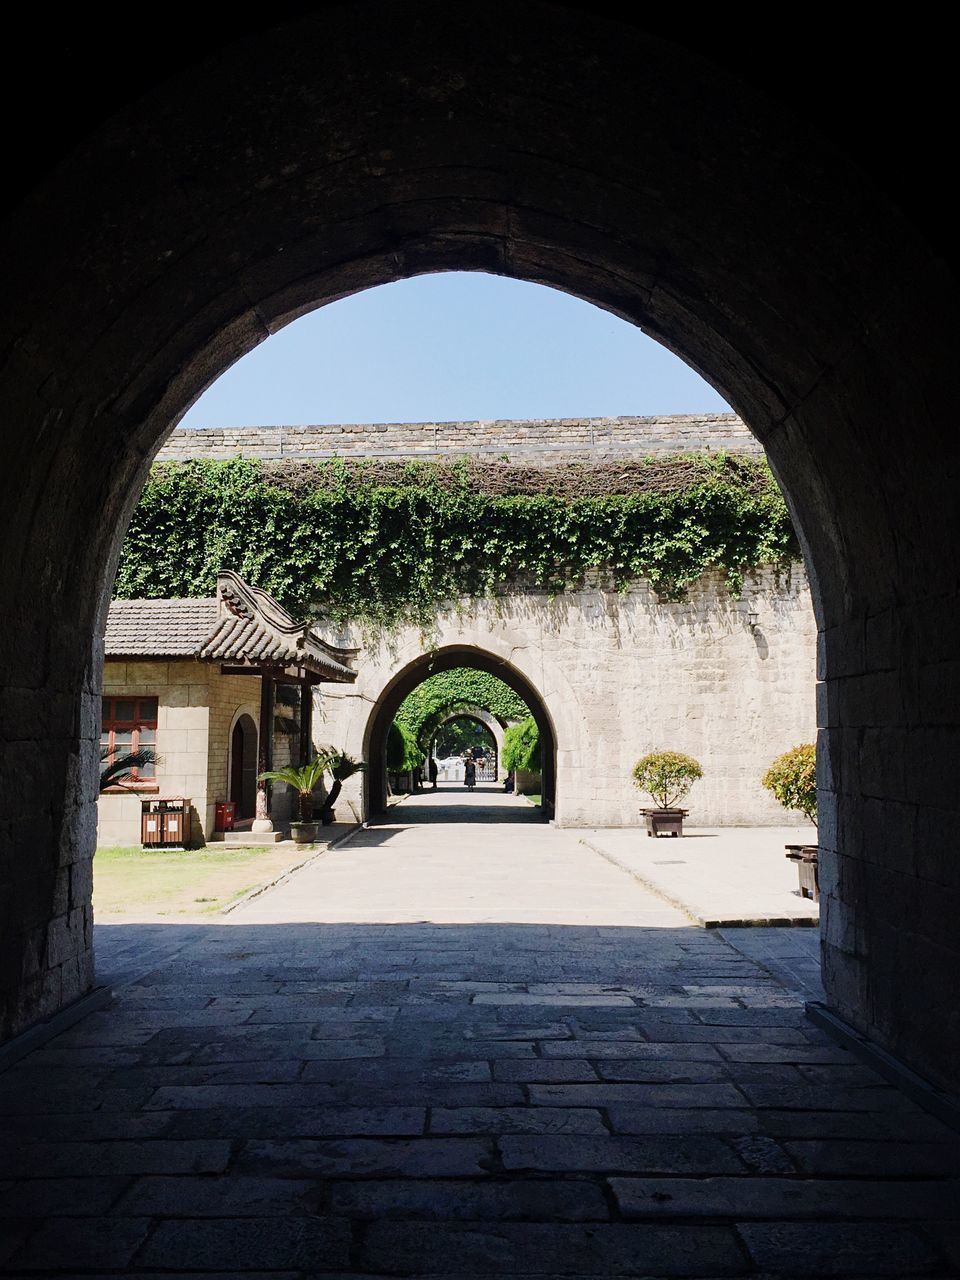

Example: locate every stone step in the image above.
[210,829,284,845]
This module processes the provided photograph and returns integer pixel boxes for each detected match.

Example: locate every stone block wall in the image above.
[156,413,762,463]
[98,664,265,846]
[318,564,817,828]
[816,599,960,1092]
[99,662,211,848]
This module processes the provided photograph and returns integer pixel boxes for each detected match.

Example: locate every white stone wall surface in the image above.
[316,566,817,828]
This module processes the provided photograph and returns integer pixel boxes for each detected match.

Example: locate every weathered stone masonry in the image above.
[320,567,817,828]
[3,6,955,1096]
[158,413,762,462]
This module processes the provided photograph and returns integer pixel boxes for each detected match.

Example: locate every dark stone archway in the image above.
[364,648,556,817]
[0,4,956,1091]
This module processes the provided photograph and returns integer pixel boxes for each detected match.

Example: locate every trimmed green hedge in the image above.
[502,717,541,773]
[387,721,424,773]
[762,743,817,825]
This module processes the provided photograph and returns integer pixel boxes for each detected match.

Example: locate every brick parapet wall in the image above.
[157,414,762,462]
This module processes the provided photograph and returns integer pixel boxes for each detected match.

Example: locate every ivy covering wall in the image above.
[114,454,799,627]
[394,669,530,754]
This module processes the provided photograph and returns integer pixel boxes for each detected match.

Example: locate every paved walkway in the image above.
[239,786,687,927]
[581,825,820,927]
[1,790,957,1276]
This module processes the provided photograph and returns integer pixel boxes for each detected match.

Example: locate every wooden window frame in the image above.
[101,696,160,793]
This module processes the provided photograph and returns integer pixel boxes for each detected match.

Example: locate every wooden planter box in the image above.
[642,808,688,837]
[785,844,819,901]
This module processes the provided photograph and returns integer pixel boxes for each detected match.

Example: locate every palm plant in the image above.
[99,745,162,792]
[257,755,328,822]
[315,749,366,818]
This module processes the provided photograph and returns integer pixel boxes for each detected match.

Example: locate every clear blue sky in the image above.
[178,273,730,428]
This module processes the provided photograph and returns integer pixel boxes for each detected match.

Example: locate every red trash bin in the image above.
[215,801,236,832]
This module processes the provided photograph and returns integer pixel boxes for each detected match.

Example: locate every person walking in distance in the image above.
[464,757,476,790]
[428,756,438,790]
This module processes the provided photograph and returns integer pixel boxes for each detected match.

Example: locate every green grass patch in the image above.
[93,844,297,917]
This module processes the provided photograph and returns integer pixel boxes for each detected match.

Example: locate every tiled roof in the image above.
[200,574,357,680]
[104,573,356,682]
[104,598,219,657]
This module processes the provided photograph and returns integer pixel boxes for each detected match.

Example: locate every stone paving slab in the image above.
[609,1174,960,1219]
[359,1221,748,1275]
[136,1218,352,1271]
[0,789,957,1276]
[581,826,820,928]
[327,1178,611,1221]
[499,1133,747,1174]
[9,1217,151,1271]
[737,1221,944,1275]
[153,1105,429,1142]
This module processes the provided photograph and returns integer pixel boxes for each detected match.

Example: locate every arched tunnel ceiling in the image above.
[2,5,953,276]
[0,0,957,1089]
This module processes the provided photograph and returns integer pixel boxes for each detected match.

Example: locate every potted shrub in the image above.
[632,751,703,836]
[314,749,366,826]
[761,743,818,899]
[258,755,327,843]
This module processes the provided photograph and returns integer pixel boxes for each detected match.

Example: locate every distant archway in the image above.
[365,648,556,817]
[431,707,504,781]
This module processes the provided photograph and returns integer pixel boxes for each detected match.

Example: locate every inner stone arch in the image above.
[362,647,557,819]
[430,707,505,783]
[432,706,505,760]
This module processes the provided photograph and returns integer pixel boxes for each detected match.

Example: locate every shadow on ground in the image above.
[380,784,547,826]
[0,920,956,1276]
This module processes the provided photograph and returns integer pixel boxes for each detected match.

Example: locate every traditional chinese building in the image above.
[98,571,357,846]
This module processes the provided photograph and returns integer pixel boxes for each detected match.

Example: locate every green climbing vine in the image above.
[114,453,799,626]
[394,669,531,754]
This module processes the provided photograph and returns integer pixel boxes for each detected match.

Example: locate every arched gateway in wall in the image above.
[431,707,505,782]
[316,572,816,829]
[356,647,557,817]
[1,6,957,1093]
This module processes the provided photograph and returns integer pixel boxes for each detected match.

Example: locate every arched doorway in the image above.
[228,713,258,820]
[0,7,956,1091]
[431,707,504,783]
[365,648,557,819]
